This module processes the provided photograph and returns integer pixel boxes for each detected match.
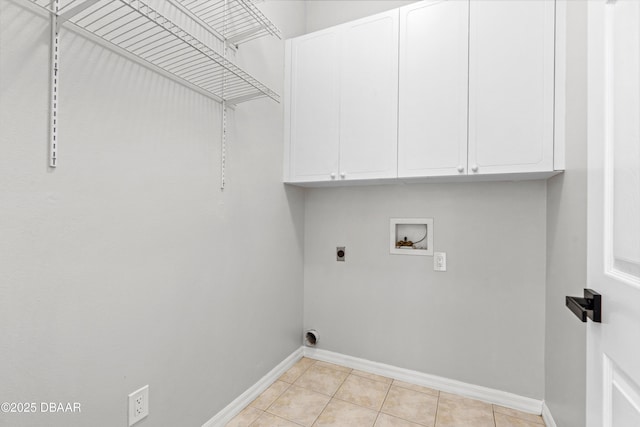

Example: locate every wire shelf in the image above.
[28,0,280,104]
[175,0,281,45]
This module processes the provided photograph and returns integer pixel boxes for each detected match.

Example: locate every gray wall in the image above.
[544,1,588,425]
[0,1,306,426]
[304,182,548,399]
[301,0,547,401]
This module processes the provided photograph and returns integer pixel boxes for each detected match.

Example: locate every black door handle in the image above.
[566,289,601,323]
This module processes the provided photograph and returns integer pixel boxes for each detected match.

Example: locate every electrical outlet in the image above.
[128,385,149,426]
[434,252,447,272]
[336,246,345,262]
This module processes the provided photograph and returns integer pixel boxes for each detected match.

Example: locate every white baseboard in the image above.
[202,347,303,427]
[303,347,544,416]
[541,402,558,427]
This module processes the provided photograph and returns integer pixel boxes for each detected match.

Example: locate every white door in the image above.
[587,1,640,426]
[339,9,399,181]
[398,0,468,178]
[288,29,340,182]
[468,0,555,175]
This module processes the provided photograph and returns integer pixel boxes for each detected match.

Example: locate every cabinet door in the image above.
[468,0,555,175]
[398,0,469,178]
[339,10,399,181]
[288,29,340,182]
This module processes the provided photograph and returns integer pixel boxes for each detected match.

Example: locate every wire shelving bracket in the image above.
[48,0,60,167]
[26,0,281,169]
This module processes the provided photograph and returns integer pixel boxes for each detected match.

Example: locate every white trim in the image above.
[201,348,303,427]
[601,0,640,291]
[553,0,567,171]
[304,348,544,415]
[542,402,558,427]
[603,354,614,427]
[285,170,562,187]
[283,40,292,182]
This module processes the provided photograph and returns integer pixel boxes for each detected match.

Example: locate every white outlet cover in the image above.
[128,385,149,426]
[434,252,447,272]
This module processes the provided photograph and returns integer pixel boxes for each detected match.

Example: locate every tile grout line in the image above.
[380,382,435,426]
[433,391,441,427]
[240,407,264,427]
[392,379,441,397]
[334,372,393,411]
[309,394,333,427]
[373,410,382,427]
[329,392,385,415]
[331,377,438,427]
[308,362,352,427]
[247,410,289,427]
[492,403,497,427]
[261,358,320,426]
[376,380,394,426]
[260,379,293,414]
[380,384,438,427]
[495,406,547,426]
[350,370,394,386]
[496,410,547,427]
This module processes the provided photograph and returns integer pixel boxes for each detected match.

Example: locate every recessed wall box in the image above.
[390,218,434,256]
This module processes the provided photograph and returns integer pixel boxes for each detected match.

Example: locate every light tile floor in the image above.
[227,357,545,427]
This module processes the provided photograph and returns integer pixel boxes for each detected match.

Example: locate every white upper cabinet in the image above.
[284,10,399,183]
[398,0,469,178]
[340,11,399,181]
[286,29,340,182]
[284,0,562,185]
[468,0,556,175]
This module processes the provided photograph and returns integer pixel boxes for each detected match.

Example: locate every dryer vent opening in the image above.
[304,329,318,347]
